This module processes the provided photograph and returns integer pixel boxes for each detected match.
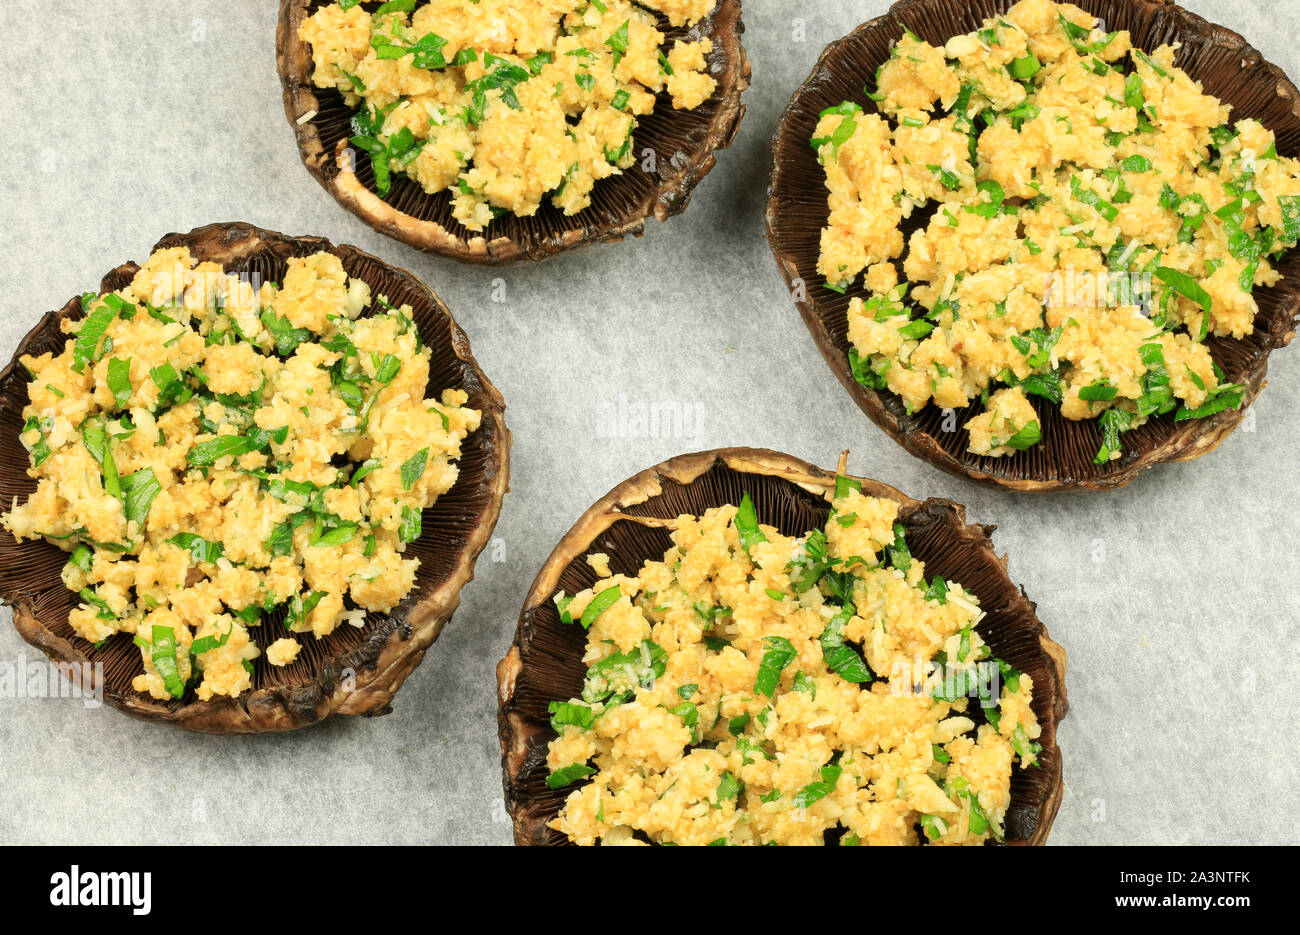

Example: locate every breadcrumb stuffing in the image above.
[300,0,720,230]
[266,638,303,667]
[814,0,1300,462]
[2,247,478,703]
[545,487,1041,846]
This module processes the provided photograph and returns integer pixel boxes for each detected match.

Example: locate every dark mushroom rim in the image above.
[0,222,510,733]
[766,0,1300,491]
[498,447,1066,845]
[278,0,750,264]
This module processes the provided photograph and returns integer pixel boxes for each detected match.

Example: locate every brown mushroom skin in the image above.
[766,0,1300,492]
[277,0,750,264]
[497,447,1067,845]
[0,222,511,733]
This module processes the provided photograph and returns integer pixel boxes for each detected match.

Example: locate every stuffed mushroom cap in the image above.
[497,447,1067,844]
[0,222,510,733]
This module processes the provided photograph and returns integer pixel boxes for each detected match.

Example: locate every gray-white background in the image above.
[1,0,1296,845]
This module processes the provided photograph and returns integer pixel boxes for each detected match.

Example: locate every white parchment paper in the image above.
[0,0,1296,845]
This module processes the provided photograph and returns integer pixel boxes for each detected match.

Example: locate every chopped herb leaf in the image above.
[546,762,596,790]
[579,586,621,630]
[734,492,766,552]
[755,635,797,697]
[400,447,429,491]
[167,532,223,564]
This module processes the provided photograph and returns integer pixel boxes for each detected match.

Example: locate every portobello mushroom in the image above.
[0,222,510,733]
[276,0,750,264]
[497,447,1067,845]
[766,0,1300,492]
